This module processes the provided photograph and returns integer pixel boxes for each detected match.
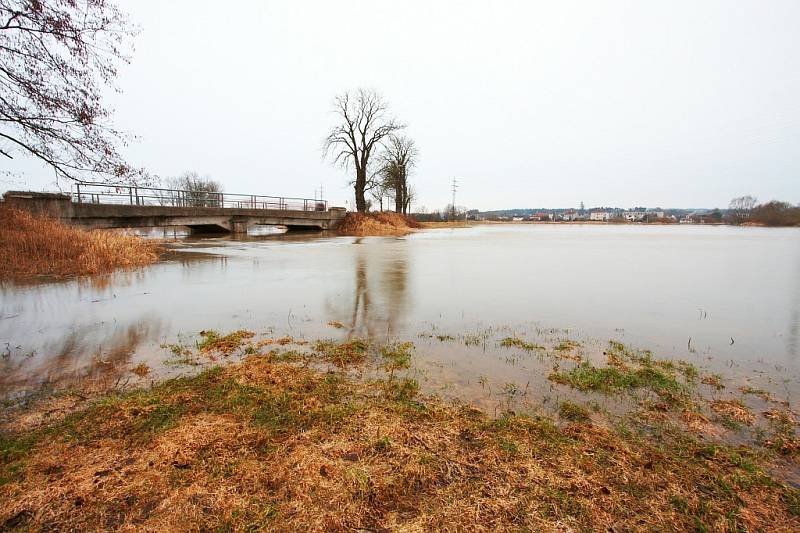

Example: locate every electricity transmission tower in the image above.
[450,178,458,221]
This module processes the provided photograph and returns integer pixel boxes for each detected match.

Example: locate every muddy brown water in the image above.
[1,224,799,423]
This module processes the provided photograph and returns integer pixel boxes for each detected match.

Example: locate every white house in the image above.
[623,211,647,221]
[590,211,611,221]
[623,210,665,222]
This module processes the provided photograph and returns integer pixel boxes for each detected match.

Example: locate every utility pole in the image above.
[450,178,458,222]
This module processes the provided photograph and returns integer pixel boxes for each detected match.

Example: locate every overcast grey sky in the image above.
[3,0,799,210]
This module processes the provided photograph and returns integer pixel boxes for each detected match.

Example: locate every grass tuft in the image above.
[499,337,544,352]
[197,330,255,355]
[559,401,591,422]
[313,338,370,366]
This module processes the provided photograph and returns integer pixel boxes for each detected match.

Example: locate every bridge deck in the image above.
[3,184,345,233]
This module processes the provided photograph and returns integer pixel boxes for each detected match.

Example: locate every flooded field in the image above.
[2,224,799,421]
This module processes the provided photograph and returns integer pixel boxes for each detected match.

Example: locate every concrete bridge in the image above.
[3,183,346,233]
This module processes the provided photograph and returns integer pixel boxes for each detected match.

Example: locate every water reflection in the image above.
[326,238,410,339]
[1,225,799,403]
[788,257,800,359]
[0,316,164,397]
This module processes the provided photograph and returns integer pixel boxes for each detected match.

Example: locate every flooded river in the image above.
[2,224,799,415]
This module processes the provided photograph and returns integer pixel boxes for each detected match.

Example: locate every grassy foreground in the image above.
[0,206,160,279]
[1,339,799,531]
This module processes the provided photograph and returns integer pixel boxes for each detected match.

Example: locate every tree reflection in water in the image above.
[328,238,410,340]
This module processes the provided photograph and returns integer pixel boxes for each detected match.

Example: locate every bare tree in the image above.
[380,135,418,214]
[729,195,758,224]
[323,89,404,212]
[369,178,389,211]
[0,0,142,183]
[403,184,416,214]
[159,171,222,207]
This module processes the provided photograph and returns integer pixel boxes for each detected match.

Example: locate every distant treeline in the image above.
[409,201,800,227]
[746,201,800,227]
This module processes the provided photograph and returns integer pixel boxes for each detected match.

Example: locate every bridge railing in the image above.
[71,182,327,212]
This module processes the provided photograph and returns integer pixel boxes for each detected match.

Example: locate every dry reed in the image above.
[0,206,160,279]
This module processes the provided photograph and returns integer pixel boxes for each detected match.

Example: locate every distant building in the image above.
[561,210,578,221]
[623,210,647,222]
[624,210,666,222]
[590,211,611,221]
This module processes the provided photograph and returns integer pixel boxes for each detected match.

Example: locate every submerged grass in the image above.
[1,351,797,532]
[549,341,692,406]
[0,206,160,279]
[710,399,756,426]
[762,409,800,457]
[313,338,370,367]
[197,329,255,355]
[499,337,544,352]
[558,401,591,422]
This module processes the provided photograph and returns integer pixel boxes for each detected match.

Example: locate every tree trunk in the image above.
[395,170,404,213]
[355,167,367,212]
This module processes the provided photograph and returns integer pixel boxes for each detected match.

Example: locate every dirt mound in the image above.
[337,211,422,236]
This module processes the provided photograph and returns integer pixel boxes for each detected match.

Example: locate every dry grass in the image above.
[419,220,475,229]
[702,374,725,390]
[337,212,422,236]
[131,363,151,378]
[197,330,256,356]
[1,343,798,531]
[711,399,756,426]
[313,338,370,366]
[763,410,800,457]
[0,206,160,279]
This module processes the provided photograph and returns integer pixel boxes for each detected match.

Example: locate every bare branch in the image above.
[0,0,143,183]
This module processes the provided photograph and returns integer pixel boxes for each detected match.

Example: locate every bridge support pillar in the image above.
[230,219,250,234]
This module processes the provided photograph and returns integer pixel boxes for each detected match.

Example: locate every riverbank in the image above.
[0,207,160,280]
[1,333,798,531]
